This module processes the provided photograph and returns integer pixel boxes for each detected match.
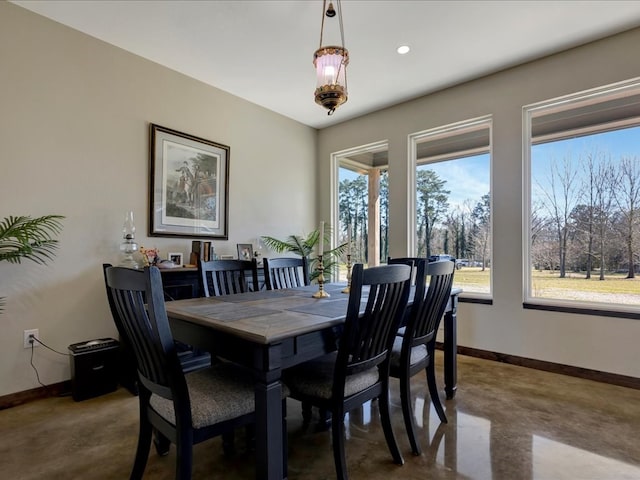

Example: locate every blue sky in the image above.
[531,126,639,200]
[534,127,640,161]
[340,154,490,212]
[419,154,490,210]
[339,125,638,212]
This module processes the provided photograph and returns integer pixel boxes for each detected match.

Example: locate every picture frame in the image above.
[149,124,230,239]
[168,252,183,267]
[237,243,254,261]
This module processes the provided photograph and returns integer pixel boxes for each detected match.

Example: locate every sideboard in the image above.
[159,263,267,300]
[159,267,200,300]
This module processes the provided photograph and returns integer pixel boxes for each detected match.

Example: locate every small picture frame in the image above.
[168,252,183,267]
[237,243,254,261]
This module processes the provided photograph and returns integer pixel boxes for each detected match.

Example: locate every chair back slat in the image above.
[338,264,411,379]
[263,257,310,290]
[409,259,455,347]
[103,263,141,393]
[102,263,130,344]
[105,266,187,401]
[198,259,259,296]
[387,256,422,285]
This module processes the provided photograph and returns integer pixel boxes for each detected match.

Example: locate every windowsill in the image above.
[459,295,492,305]
[524,302,640,319]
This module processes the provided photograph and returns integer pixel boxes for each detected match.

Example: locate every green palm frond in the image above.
[309,243,348,281]
[0,215,65,265]
[261,235,304,256]
[262,231,319,258]
[262,226,347,282]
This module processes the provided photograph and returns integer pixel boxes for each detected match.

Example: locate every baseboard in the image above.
[0,381,71,410]
[442,343,640,390]
[3,346,638,409]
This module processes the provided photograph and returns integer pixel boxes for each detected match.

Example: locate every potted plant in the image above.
[261,225,347,282]
[0,215,64,310]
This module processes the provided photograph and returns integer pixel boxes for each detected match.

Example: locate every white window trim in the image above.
[522,77,640,312]
[409,115,494,300]
[330,140,389,274]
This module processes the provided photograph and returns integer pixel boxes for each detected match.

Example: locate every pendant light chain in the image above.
[337,0,345,49]
[335,0,346,91]
[319,0,327,49]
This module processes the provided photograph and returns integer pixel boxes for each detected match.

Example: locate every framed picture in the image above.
[237,243,254,261]
[168,252,183,267]
[149,124,229,239]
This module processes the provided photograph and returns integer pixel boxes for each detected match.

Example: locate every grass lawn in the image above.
[453,267,640,305]
[339,265,640,305]
[452,267,491,294]
[531,270,640,294]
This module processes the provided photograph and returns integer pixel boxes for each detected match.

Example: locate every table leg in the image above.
[255,376,286,480]
[443,294,459,399]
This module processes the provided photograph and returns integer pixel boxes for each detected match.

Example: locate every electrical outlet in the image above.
[23,329,39,349]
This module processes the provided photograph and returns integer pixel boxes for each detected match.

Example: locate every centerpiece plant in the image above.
[261,225,347,282]
[0,215,64,311]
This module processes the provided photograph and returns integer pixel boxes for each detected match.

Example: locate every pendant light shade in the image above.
[314,1,348,115]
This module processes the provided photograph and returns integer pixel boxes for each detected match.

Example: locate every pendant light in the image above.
[313,0,348,115]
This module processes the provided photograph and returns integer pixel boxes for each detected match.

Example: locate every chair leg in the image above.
[331,407,349,480]
[131,398,152,480]
[399,373,421,455]
[282,400,288,478]
[175,426,193,480]
[244,424,256,452]
[426,359,447,423]
[222,430,236,457]
[318,408,332,431]
[379,387,404,466]
[301,401,313,426]
[153,429,171,456]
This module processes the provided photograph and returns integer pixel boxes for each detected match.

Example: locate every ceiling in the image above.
[12,0,640,129]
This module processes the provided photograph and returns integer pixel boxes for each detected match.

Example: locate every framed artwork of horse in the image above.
[149,124,229,239]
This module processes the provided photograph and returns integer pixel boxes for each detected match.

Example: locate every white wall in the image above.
[0,3,317,396]
[317,28,640,378]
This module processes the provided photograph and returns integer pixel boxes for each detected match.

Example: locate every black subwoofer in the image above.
[68,338,119,401]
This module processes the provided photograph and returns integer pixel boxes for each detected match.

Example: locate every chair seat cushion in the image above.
[390,336,428,368]
[284,352,379,400]
[150,362,285,429]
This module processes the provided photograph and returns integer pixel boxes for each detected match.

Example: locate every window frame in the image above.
[330,140,389,273]
[409,115,494,301]
[522,77,640,316]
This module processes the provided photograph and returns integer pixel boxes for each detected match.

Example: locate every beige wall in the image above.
[317,29,640,378]
[0,3,317,396]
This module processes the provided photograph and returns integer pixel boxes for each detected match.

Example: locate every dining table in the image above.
[165,282,461,480]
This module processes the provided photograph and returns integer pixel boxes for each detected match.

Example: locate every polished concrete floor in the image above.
[2,353,639,480]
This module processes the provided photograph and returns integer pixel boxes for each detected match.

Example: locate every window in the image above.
[331,141,388,279]
[524,79,640,313]
[409,116,492,298]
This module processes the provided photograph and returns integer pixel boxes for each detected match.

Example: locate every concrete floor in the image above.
[2,352,639,480]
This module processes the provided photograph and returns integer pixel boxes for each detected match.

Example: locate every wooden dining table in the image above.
[165,282,461,480]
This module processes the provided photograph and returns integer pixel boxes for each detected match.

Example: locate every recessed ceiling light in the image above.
[397,45,410,55]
